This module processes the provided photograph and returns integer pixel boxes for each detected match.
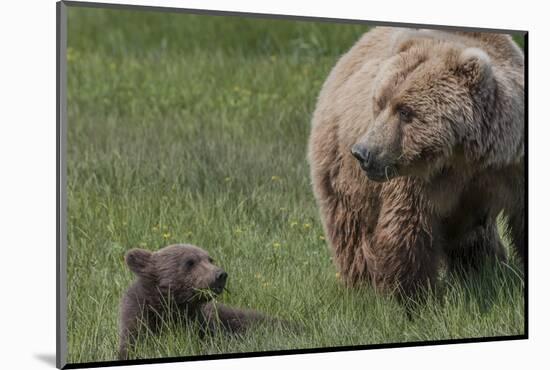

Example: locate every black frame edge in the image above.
[57,1,68,369]
[62,0,527,35]
[523,31,529,339]
[62,335,528,369]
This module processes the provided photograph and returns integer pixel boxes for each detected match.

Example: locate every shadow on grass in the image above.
[444,258,524,315]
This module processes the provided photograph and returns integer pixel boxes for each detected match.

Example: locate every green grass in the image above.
[66,7,525,364]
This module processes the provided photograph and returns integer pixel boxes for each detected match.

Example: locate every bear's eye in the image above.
[397,106,413,123]
[208,257,214,263]
[185,259,195,268]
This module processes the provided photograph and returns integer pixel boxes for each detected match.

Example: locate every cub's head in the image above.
[351,34,496,182]
[125,244,227,305]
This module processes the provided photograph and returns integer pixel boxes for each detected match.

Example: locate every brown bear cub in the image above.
[118,244,271,360]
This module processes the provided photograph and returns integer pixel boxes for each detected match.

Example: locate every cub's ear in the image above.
[456,47,493,87]
[125,248,153,276]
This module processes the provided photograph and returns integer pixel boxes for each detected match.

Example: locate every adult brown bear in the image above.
[308,27,524,299]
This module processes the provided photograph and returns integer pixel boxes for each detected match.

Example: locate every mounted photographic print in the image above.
[56,1,527,368]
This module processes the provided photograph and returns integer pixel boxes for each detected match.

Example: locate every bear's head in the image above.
[351,35,498,182]
[125,244,228,306]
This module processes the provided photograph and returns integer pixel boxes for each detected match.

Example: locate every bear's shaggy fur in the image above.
[308,28,524,298]
[118,244,270,360]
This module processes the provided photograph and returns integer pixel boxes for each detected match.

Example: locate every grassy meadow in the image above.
[66,7,525,364]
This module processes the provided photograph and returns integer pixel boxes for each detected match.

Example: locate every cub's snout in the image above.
[210,269,228,294]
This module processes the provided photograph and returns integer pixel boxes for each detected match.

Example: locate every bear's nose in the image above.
[351,144,371,166]
[216,270,228,283]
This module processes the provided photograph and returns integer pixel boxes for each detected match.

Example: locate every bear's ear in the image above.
[395,39,416,54]
[391,29,419,54]
[455,47,493,88]
[125,248,153,276]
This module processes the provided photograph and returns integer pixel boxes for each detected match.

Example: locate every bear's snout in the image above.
[351,143,372,168]
[351,143,398,182]
[210,269,228,294]
[216,270,228,284]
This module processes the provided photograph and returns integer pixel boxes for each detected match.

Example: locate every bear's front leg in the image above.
[199,302,273,335]
[504,171,525,266]
[369,197,441,301]
[444,220,506,275]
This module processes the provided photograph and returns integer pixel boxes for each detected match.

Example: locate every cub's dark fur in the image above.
[118,244,272,360]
